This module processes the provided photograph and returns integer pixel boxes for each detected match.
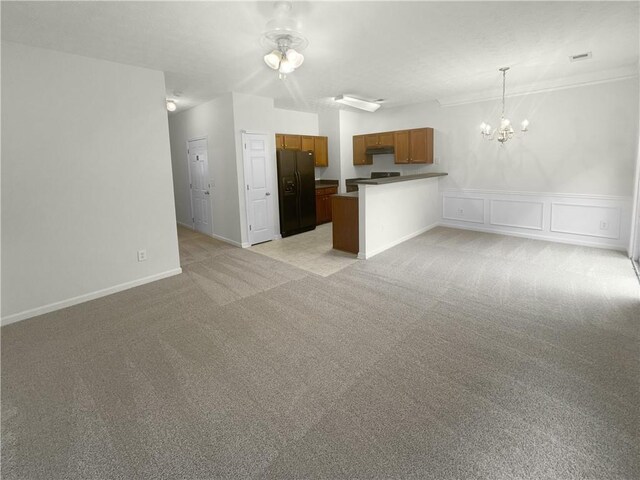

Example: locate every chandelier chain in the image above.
[501,69,506,118]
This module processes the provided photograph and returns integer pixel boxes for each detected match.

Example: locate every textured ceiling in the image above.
[2,1,638,113]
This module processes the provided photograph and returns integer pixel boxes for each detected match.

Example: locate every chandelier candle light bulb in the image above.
[481,67,529,144]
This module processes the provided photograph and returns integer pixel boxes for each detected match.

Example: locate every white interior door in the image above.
[187,138,213,236]
[243,133,275,245]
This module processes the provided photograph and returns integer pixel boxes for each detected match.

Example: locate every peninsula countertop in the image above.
[332,191,359,199]
[354,172,447,185]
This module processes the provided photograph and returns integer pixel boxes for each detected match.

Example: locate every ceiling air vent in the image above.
[569,51,592,62]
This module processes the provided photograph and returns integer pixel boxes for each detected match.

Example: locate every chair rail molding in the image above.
[440,189,633,251]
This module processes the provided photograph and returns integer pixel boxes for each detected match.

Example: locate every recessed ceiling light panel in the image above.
[334,95,381,112]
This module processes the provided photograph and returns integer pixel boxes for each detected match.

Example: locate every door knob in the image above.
[265,192,271,196]
[204,191,210,195]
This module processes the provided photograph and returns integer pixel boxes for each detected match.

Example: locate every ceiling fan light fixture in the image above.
[334,95,381,113]
[285,49,304,68]
[261,2,307,79]
[278,57,295,74]
[264,50,282,70]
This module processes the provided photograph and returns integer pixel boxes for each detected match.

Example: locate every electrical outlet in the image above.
[599,221,609,230]
[137,249,147,262]
[457,208,464,216]
[434,157,440,165]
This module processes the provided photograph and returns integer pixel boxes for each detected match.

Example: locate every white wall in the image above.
[317,109,342,183]
[168,92,319,246]
[344,78,638,196]
[231,93,318,245]
[358,178,441,258]
[339,109,443,187]
[1,42,181,324]
[338,78,639,249]
[168,93,242,244]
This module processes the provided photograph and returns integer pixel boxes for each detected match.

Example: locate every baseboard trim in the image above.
[177,222,244,248]
[208,232,244,248]
[1,268,183,326]
[358,222,439,259]
[438,221,627,252]
[177,221,194,230]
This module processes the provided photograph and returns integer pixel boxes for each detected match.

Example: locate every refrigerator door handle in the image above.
[295,170,302,221]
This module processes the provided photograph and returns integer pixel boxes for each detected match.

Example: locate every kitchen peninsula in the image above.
[332,173,447,259]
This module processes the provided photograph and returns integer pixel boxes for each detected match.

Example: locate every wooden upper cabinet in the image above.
[365,132,394,147]
[408,128,433,164]
[364,134,379,148]
[277,133,330,166]
[394,131,410,164]
[283,134,301,150]
[301,135,315,152]
[314,136,328,167]
[391,128,434,164]
[378,132,394,146]
[356,127,433,165]
[353,135,371,165]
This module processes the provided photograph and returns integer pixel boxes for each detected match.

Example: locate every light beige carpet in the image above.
[249,223,358,277]
[2,227,639,479]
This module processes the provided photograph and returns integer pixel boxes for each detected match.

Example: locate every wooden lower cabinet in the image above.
[332,195,359,254]
[315,186,337,225]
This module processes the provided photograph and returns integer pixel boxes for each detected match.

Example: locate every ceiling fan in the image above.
[261,1,308,80]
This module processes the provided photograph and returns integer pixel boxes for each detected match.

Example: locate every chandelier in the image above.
[480,67,529,144]
[262,1,307,80]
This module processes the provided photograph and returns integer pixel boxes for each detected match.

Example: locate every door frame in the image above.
[241,131,277,245]
[186,136,212,235]
[629,135,640,267]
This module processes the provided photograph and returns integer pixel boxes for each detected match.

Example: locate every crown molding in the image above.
[437,64,639,107]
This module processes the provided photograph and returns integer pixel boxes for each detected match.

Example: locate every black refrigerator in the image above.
[276,149,316,237]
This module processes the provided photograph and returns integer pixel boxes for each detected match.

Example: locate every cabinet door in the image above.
[378,132,394,146]
[324,188,338,222]
[394,130,410,164]
[283,134,301,150]
[316,194,325,224]
[275,134,285,149]
[301,135,315,152]
[364,134,379,147]
[409,128,433,163]
[314,136,328,167]
[353,135,371,165]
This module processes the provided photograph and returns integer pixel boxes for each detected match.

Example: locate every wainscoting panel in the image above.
[440,189,632,251]
[490,199,544,230]
[442,196,485,223]
[551,203,621,239]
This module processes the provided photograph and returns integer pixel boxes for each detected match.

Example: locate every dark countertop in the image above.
[315,180,339,189]
[354,172,447,185]
[332,192,359,199]
[345,178,366,185]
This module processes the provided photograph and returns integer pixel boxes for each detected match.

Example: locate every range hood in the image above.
[365,145,394,155]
